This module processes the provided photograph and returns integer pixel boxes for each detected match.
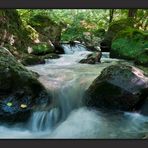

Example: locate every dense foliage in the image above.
[17,9,148,41]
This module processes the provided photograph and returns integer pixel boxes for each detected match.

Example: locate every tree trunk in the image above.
[128,9,137,18]
[109,9,114,24]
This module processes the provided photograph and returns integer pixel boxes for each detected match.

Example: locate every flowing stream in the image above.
[0,44,148,139]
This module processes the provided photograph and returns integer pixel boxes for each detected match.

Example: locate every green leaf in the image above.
[7,102,13,107]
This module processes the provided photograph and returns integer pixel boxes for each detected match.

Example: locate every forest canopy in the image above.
[17,9,148,41]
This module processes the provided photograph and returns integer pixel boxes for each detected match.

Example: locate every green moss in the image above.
[111,38,148,59]
[113,28,148,41]
[0,47,51,123]
[101,19,134,49]
[135,49,148,67]
[109,19,134,31]
[111,28,148,63]
[0,49,37,92]
[29,14,55,28]
[105,18,134,41]
[32,43,54,55]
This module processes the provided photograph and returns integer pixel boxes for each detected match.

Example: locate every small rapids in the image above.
[61,43,87,54]
[0,44,148,139]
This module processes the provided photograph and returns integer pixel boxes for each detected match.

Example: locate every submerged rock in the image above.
[0,47,51,123]
[54,44,65,54]
[79,51,102,64]
[84,64,148,112]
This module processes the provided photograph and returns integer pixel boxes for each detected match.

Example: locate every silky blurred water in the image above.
[0,44,147,139]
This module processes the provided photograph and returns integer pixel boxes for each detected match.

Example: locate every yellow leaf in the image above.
[20,104,27,109]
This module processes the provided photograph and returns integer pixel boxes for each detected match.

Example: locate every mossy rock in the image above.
[84,64,148,112]
[110,28,148,62]
[0,47,51,123]
[107,19,134,39]
[21,55,45,66]
[100,19,134,51]
[41,53,60,59]
[21,53,60,66]
[31,43,54,55]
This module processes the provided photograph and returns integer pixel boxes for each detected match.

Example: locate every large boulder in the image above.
[0,47,51,123]
[84,64,148,112]
[110,28,148,64]
[100,19,133,52]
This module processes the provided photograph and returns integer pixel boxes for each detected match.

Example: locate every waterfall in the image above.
[102,52,110,58]
[28,108,61,132]
[62,43,87,54]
